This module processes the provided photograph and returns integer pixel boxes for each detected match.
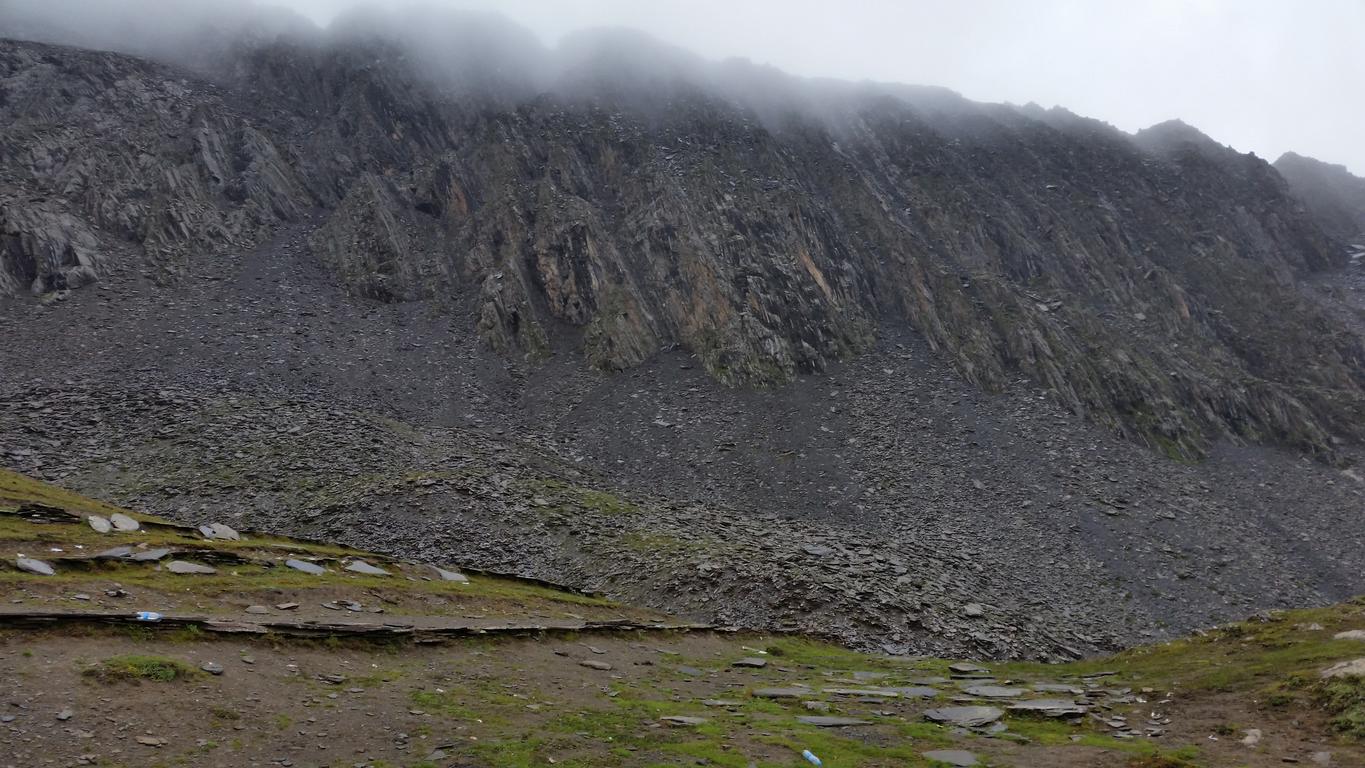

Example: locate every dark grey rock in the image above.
[923,706,1003,727]
[922,749,979,766]
[964,685,1025,698]
[660,715,707,726]
[797,716,871,727]
[1006,699,1089,718]
[752,687,812,699]
[95,546,134,559]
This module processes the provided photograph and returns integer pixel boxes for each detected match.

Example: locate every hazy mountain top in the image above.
[1276,151,1365,242]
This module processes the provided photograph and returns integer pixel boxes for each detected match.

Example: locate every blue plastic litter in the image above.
[134,611,163,622]
[802,749,822,766]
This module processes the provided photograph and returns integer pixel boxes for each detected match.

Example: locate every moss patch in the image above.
[82,654,198,683]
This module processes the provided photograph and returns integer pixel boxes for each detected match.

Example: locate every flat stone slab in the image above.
[344,560,390,576]
[894,686,940,698]
[87,515,111,533]
[1007,698,1089,717]
[948,663,987,674]
[16,556,55,576]
[1321,658,1365,679]
[165,560,216,575]
[95,546,134,559]
[1032,683,1083,694]
[660,715,707,726]
[923,706,1003,727]
[965,684,1026,698]
[435,567,468,582]
[752,687,812,699]
[732,657,768,668]
[700,699,742,707]
[578,660,612,671]
[797,716,871,727]
[129,548,171,562]
[922,749,979,766]
[109,513,140,531]
[285,559,326,575]
[199,523,241,541]
[1334,629,1365,641]
[823,687,899,698]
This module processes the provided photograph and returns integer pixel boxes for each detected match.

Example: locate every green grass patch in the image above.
[0,468,136,519]
[1316,675,1365,739]
[82,654,198,683]
[520,478,642,517]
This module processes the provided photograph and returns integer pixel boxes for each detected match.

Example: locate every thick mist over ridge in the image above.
[2,0,1361,175]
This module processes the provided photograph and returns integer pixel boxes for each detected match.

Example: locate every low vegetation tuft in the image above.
[82,654,198,683]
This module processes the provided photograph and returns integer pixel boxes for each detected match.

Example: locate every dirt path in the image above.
[4,629,1359,768]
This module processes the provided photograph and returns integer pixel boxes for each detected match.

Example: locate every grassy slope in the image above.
[1,468,1361,768]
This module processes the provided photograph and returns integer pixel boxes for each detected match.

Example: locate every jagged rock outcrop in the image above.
[0,40,312,291]
[1275,151,1365,243]
[0,199,100,295]
[0,19,1362,461]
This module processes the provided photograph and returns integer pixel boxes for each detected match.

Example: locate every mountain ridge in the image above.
[1,27,1361,461]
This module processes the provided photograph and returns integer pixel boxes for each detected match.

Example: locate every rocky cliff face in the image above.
[1,26,1362,466]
